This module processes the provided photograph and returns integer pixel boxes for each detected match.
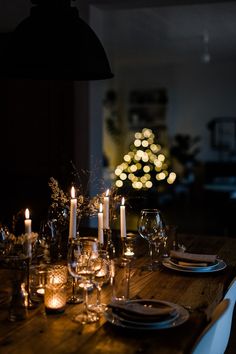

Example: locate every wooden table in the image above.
[0,234,236,354]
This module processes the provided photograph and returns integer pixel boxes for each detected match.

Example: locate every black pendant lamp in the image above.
[1,0,113,80]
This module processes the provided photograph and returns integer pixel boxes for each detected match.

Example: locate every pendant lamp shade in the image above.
[1,0,113,80]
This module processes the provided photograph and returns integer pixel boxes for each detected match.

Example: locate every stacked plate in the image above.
[162,251,227,273]
[104,299,189,330]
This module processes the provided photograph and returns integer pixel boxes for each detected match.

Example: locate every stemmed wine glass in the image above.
[138,209,166,270]
[67,236,100,324]
[67,239,83,304]
[89,251,110,314]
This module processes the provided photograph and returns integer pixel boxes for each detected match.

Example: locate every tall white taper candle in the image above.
[120,197,126,238]
[98,203,104,245]
[69,186,77,240]
[103,189,110,229]
[24,208,32,258]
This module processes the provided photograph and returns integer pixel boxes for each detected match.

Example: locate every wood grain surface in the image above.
[0,233,236,354]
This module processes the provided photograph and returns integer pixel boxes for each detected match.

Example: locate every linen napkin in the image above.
[108,300,177,322]
[170,250,217,266]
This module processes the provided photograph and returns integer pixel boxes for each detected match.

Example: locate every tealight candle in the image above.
[120,197,126,239]
[44,283,67,314]
[35,266,47,295]
[36,288,45,295]
[44,265,68,314]
[124,233,136,258]
[98,203,104,245]
[103,189,109,229]
[124,248,135,257]
[69,186,77,240]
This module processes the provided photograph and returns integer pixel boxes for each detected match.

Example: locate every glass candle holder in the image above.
[111,258,131,301]
[123,233,137,258]
[44,283,67,314]
[47,265,68,285]
[36,268,48,295]
[30,265,47,297]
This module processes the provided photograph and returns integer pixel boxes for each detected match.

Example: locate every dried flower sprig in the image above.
[7,232,38,245]
[0,231,38,260]
[48,177,101,228]
[48,177,70,228]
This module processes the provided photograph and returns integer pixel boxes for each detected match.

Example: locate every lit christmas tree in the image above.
[114,128,176,193]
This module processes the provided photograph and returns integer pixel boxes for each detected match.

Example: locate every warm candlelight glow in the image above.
[99,203,103,213]
[24,208,32,237]
[48,297,62,309]
[25,208,30,219]
[121,197,125,206]
[44,283,67,313]
[71,186,76,198]
[50,276,61,285]
[36,288,45,295]
[124,233,136,258]
[124,248,135,256]
[96,268,106,277]
[106,189,109,197]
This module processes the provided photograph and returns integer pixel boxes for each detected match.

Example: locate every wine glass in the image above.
[138,209,165,270]
[89,252,110,314]
[67,237,100,324]
[67,239,83,304]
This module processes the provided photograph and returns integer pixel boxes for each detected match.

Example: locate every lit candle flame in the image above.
[106,189,109,197]
[25,208,30,219]
[121,197,125,206]
[71,186,75,199]
[99,203,103,213]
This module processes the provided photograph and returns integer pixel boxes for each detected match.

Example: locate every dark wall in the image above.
[0,79,74,230]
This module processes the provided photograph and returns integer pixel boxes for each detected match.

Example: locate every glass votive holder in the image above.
[30,265,47,297]
[44,283,67,314]
[47,265,68,285]
[123,233,137,258]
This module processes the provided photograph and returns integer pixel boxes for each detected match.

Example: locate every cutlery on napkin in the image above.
[170,250,217,266]
[108,300,177,319]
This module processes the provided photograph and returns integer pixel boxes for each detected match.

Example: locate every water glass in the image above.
[111,258,131,302]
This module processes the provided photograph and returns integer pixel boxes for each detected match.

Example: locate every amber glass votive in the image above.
[47,265,68,285]
[44,283,67,314]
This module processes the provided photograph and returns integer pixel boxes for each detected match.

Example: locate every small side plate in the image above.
[104,299,189,330]
[162,259,227,273]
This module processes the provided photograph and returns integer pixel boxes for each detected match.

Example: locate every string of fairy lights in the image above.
[114,128,177,190]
